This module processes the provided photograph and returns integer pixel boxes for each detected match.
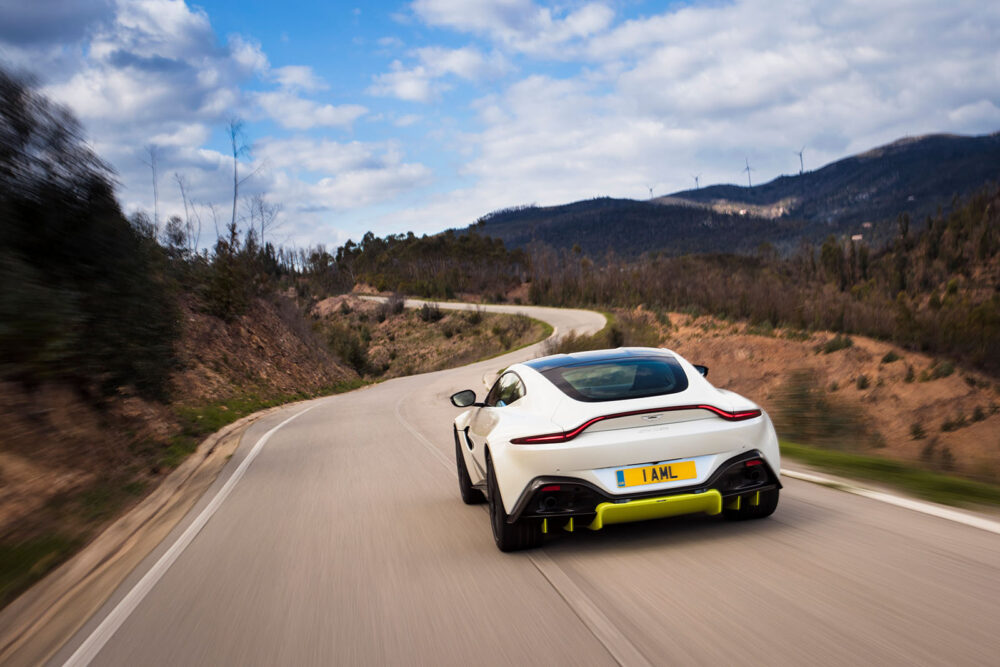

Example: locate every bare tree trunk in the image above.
[175,172,201,250]
[229,119,241,228]
[142,144,159,234]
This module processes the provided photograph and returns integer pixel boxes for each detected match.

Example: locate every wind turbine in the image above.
[795,146,805,175]
[743,158,753,188]
[691,173,701,189]
[648,184,655,199]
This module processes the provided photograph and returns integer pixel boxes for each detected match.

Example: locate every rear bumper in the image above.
[509,450,781,526]
[588,490,723,530]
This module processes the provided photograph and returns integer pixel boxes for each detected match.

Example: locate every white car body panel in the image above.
[453,347,781,515]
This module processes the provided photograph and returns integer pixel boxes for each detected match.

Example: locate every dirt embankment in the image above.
[312,293,546,378]
[639,309,1000,480]
[0,295,356,606]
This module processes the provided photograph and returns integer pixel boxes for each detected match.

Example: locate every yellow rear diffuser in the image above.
[587,490,723,530]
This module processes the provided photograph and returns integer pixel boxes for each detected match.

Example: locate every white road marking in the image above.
[63,404,319,667]
[394,395,650,667]
[782,469,1000,536]
[529,551,653,667]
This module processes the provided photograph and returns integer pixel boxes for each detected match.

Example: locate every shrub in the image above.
[465,306,484,325]
[388,293,405,314]
[939,446,955,471]
[856,374,870,390]
[326,323,369,374]
[931,360,955,379]
[418,303,443,322]
[910,423,926,440]
[941,414,968,432]
[920,438,938,463]
[905,365,915,382]
[881,350,901,363]
[972,406,986,422]
[773,370,876,450]
[818,334,853,354]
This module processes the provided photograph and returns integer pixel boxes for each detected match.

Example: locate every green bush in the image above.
[418,303,443,322]
[818,334,853,354]
[326,323,370,374]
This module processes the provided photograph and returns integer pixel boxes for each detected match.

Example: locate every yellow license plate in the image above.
[616,461,696,488]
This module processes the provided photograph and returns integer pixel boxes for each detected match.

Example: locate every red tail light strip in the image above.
[510,405,762,444]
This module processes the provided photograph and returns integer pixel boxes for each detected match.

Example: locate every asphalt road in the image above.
[52,303,1000,666]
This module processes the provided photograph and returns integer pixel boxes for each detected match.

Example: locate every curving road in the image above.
[52,303,1000,666]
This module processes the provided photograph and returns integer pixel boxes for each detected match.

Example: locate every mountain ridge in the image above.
[470,132,1000,256]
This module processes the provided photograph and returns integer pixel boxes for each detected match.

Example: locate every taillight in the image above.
[540,485,562,492]
[745,459,764,467]
[510,405,762,444]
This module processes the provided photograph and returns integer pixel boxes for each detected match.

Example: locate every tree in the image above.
[0,66,177,398]
[174,172,201,251]
[141,144,160,233]
[244,192,281,246]
[228,117,248,228]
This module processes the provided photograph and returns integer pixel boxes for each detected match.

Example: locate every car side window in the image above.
[485,376,503,407]
[486,372,525,407]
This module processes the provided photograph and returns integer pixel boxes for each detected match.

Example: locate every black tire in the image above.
[486,454,543,552]
[455,428,485,505]
[723,488,779,520]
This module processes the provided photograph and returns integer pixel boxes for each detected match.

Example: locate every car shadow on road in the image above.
[534,499,826,557]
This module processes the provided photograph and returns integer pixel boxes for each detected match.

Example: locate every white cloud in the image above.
[369,46,509,102]
[948,100,1000,127]
[378,36,404,48]
[271,65,328,92]
[395,114,422,127]
[369,61,441,102]
[257,137,432,214]
[434,0,1000,218]
[410,0,613,56]
[254,90,367,129]
[415,46,509,80]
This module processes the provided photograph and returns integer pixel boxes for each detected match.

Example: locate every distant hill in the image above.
[470,132,1000,256]
[471,197,809,257]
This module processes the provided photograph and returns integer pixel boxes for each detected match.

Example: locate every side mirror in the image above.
[450,389,478,407]
[693,364,709,378]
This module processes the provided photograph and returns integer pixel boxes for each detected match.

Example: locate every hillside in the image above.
[471,132,1000,256]
[0,295,358,607]
[594,308,1000,482]
[473,198,807,257]
[669,133,1000,239]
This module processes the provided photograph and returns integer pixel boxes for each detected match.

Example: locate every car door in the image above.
[468,372,526,476]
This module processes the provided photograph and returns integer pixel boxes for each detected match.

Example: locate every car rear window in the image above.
[541,357,689,402]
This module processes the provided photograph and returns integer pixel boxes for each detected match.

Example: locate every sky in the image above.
[1,0,998,250]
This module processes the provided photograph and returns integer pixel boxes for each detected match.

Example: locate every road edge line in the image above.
[782,468,1000,535]
[62,404,318,667]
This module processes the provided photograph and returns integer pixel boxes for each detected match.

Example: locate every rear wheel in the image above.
[486,454,542,552]
[455,429,485,505]
[723,488,779,520]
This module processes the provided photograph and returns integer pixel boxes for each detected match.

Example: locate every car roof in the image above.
[522,347,676,373]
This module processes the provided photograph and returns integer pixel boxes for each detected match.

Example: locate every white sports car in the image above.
[450,347,781,551]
